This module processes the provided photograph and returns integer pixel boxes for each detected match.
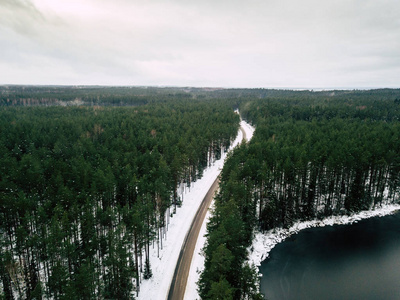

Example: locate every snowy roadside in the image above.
[137,119,254,300]
[184,120,255,300]
[248,203,400,268]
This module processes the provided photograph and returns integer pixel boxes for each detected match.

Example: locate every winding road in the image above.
[167,124,248,300]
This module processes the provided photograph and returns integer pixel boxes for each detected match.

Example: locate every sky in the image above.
[1,0,399,88]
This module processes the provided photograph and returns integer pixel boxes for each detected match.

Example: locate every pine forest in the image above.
[198,90,400,299]
[0,88,239,299]
[1,86,400,299]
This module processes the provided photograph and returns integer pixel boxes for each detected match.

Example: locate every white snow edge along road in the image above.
[137,119,255,300]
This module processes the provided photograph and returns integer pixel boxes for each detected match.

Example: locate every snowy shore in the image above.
[248,203,400,268]
[137,120,255,300]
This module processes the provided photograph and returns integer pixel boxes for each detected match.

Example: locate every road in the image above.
[240,126,247,142]
[167,125,247,300]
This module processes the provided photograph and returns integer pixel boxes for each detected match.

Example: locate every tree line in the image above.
[0,86,195,107]
[0,100,239,299]
[4,86,398,108]
[199,93,400,299]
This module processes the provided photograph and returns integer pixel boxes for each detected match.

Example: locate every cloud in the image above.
[0,0,399,87]
[0,0,45,39]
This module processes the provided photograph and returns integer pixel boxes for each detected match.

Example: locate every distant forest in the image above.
[1,86,400,299]
[2,85,399,107]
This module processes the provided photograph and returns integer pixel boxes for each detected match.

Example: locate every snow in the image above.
[137,118,255,300]
[240,119,255,142]
[248,203,400,268]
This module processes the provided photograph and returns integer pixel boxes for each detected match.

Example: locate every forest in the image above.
[199,90,400,299]
[1,86,400,299]
[0,97,239,299]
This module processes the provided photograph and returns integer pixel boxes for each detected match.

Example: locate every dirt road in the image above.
[167,125,247,300]
[240,126,247,142]
[167,176,219,300]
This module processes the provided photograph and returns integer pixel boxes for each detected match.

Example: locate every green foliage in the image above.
[199,199,263,299]
[236,97,400,229]
[208,278,234,300]
[0,98,239,299]
[201,90,400,299]
[3,87,399,298]
[143,258,153,280]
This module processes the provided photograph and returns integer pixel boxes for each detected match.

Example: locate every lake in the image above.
[259,211,400,300]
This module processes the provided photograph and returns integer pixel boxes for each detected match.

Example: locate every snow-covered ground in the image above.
[137,119,255,300]
[239,120,255,143]
[248,203,400,268]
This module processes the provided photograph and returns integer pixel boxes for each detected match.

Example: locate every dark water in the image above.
[259,212,400,300]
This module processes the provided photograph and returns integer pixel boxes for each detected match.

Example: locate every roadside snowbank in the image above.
[184,120,255,300]
[240,120,255,141]
[248,203,400,268]
[138,119,255,300]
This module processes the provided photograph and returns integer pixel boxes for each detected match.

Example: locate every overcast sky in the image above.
[1,0,399,88]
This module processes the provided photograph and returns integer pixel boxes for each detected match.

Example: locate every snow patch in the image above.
[240,120,255,142]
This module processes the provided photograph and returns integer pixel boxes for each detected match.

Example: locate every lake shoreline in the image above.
[248,202,400,268]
